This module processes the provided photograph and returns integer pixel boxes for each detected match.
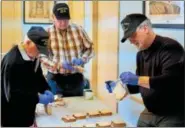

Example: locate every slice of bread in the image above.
[55,101,65,106]
[87,111,100,117]
[73,113,87,119]
[70,123,84,127]
[51,101,65,107]
[61,115,76,122]
[44,105,52,115]
[84,123,96,127]
[96,121,112,127]
[55,97,63,102]
[99,109,112,116]
[54,95,63,102]
[112,120,126,127]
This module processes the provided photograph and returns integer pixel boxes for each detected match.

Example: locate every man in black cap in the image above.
[1,26,54,127]
[106,13,184,127]
[40,3,94,97]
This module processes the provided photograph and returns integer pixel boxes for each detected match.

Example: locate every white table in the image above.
[36,96,133,127]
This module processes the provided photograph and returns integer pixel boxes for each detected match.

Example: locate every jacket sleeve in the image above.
[1,57,11,102]
[126,52,140,94]
[4,62,39,104]
[79,26,95,62]
[149,42,184,90]
[39,55,58,71]
[35,63,51,93]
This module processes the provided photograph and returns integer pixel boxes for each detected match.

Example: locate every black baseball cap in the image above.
[53,3,70,20]
[27,26,49,55]
[121,13,148,43]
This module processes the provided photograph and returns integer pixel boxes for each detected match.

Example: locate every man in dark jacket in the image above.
[1,26,54,127]
[107,13,184,127]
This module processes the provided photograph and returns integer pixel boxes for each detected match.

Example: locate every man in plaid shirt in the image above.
[40,3,94,97]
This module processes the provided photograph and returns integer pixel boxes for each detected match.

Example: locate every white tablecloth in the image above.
[35,96,132,127]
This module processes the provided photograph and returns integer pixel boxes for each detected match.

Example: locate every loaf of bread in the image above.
[112,120,126,127]
[87,111,100,117]
[73,113,87,119]
[149,1,180,15]
[61,115,76,122]
[99,109,112,116]
[96,122,112,127]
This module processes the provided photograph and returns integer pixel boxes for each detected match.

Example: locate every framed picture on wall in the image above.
[23,1,55,24]
[143,1,184,29]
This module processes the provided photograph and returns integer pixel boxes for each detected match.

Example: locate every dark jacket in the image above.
[127,35,184,116]
[1,45,50,126]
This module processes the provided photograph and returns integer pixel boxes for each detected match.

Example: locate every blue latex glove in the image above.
[105,80,116,93]
[62,62,74,71]
[72,58,84,66]
[119,72,138,86]
[44,90,54,102]
[39,93,52,105]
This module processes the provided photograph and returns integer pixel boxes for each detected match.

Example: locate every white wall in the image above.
[84,1,93,80]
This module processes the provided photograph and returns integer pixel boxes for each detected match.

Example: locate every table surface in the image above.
[35,96,133,127]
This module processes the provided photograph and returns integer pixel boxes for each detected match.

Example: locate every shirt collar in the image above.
[55,24,71,33]
[142,35,161,60]
[18,44,34,61]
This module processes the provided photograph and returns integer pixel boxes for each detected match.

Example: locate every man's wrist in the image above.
[81,57,88,63]
[138,76,150,89]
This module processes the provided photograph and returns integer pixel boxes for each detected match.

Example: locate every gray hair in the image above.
[137,19,153,30]
[23,35,31,44]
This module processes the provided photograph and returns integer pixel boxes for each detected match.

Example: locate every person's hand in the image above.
[48,63,58,72]
[119,72,138,86]
[62,62,74,71]
[44,90,54,102]
[39,93,53,105]
[105,80,116,93]
[53,63,58,70]
[72,58,85,66]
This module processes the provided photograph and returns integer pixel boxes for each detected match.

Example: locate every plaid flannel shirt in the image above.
[40,23,94,74]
